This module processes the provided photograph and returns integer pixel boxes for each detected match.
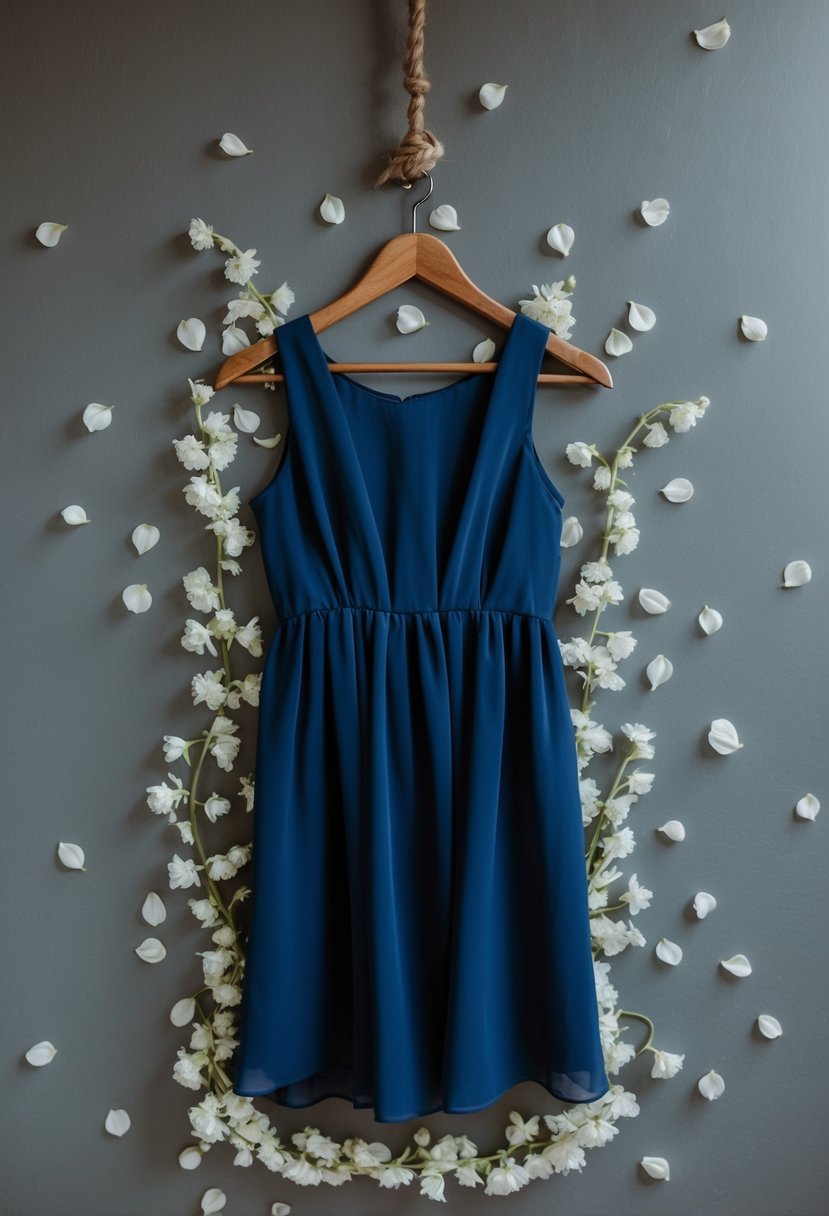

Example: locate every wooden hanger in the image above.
[212,173,612,392]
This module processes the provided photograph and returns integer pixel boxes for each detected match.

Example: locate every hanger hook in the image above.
[401,171,434,233]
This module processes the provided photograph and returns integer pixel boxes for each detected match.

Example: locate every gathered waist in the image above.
[278,604,554,627]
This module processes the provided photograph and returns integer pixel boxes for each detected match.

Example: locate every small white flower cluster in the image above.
[518,278,577,339]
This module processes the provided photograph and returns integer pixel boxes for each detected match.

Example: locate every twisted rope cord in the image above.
[374,0,445,188]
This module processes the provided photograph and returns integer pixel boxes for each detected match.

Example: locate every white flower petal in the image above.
[660,477,694,502]
[647,654,673,689]
[82,402,114,432]
[655,937,683,965]
[698,1069,725,1100]
[639,587,672,614]
[472,338,495,363]
[35,222,68,247]
[781,559,811,587]
[429,204,461,231]
[122,583,152,613]
[693,891,717,918]
[141,891,166,926]
[221,324,251,356]
[605,327,633,356]
[694,18,731,49]
[640,198,670,226]
[720,953,752,977]
[61,505,90,525]
[319,193,345,224]
[135,936,166,964]
[795,792,820,821]
[253,432,283,449]
[105,1108,131,1136]
[627,300,656,331]
[479,82,508,109]
[25,1040,58,1066]
[219,132,252,156]
[177,318,206,352]
[170,997,197,1027]
[708,717,743,754]
[698,605,723,634]
[132,524,160,555]
[657,820,686,842]
[560,516,583,548]
[757,1014,783,1039]
[201,1188,227,1213]
[396,305,427,334]
[640,1156,670,1180]
[740,314,767,341]
[58,841,87,870]
[270,1206,291,1216]
[232,404,260,433]
[179,1147,203,1170]
[546,223,575,256]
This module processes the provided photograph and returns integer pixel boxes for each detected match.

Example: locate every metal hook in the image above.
[401,171,434,233]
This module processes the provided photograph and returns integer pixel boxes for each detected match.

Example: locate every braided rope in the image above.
[374,0,445,188]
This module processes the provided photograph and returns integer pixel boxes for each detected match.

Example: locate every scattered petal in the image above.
[560,516,583,548]
[271,1206,291,1216]
[472,338,495,363]
[657,820,686,842]
[122,583,152,613]
[660,477,694,502]
[757,1014,783,1039]
[740,314,767,341]
[58,841,87,871]
[605,327,633,356]
[61,505,90,525]
[639,587,672,614]
[479,82,508,109]
[698,605,723,634]
[221,324,250,356]
[82,402,114,432]
[693,891,717,918]
[105,1108,131,1136]
[640,198,670,226]
[640,1155,670,1180]
[170,997,197,1027]
[141,891,166,926]
[708,717,743,754]
[35,222,68,247]
[201,1187,227,1213]
[132,524,160,555]
[693,18,731,49]
[656,938,683,966]
[179,1147,203,1170]
[25,1040,57,1066]
[698,1070,725,1100]
[135,937,166,964]
[627,300,656,331]
[319,193,345,224]
[795,792,820,821]
[177,318,206,352]
[546,223,575,256]
[720,953,752,977]
[396,305,427,334]
[781,559,811,587]
[253,432,283,449]
[647,654,674,690]
[429,204,461,231]
[233,404,260,433]
[219,132,252,156]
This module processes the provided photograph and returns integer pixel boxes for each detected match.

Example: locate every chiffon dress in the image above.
[231,309,610,1122]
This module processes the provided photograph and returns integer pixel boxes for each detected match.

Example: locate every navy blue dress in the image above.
[231,309,609,1122]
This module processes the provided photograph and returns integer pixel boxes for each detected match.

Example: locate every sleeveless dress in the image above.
[231,309,610,1123]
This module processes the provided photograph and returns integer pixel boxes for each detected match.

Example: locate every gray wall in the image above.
[2,1,827,1213]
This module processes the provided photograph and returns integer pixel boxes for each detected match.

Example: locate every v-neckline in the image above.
[299,310,526,410]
